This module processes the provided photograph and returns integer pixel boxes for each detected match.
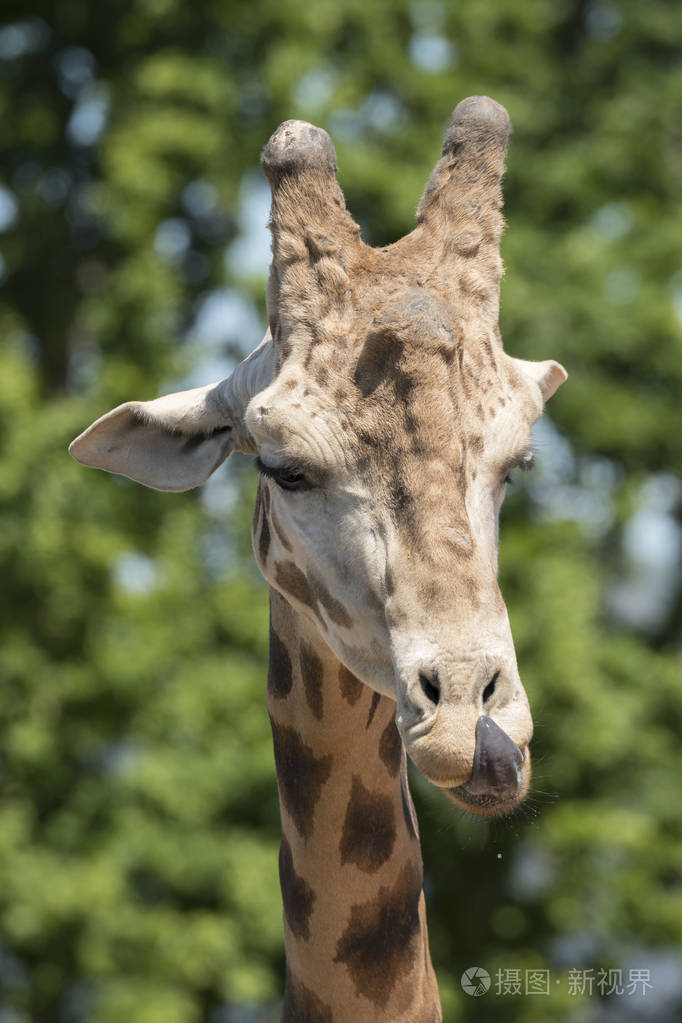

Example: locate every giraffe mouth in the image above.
[445,742,531,817]
[406,716,532,817]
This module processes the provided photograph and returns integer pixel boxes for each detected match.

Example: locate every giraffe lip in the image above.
[424,771,474,788]
[445,785,524,816]
[411,736,530,806]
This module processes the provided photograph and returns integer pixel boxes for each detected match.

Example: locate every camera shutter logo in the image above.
[461,966,491,996]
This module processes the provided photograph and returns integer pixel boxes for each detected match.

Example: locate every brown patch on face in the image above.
[309,572,353,629]
[379,718,402,777]
[261,477,271,512]
[443,537,474,562]
[333,861,423,1006]
[338,664,364,706]
[437,342,456,364]
[357,427,379,449]
[340,775,396,873]
[464,576,481,610]
[279,836,316,940]
[258,509,271,565]
[365,586,384,614]
[421,580,440,605]
[409,435,427,458]
[468,433,484,454]
[481,331,498,371]
[388,476,419,542]
[275,562,352,631]
[300,640,324,720]
[353,330,403,399]
[275,561,315,611]
[315,365,329,387]
[270,718,332,839]
[282,972,332,1023]
[367,691,382,728]
[268,625,293,700]
[253,479,263,529]
[253,482,270,563]
[454,464,467,499]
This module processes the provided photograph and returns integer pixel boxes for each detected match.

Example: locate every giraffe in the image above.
[70,95,566,1021]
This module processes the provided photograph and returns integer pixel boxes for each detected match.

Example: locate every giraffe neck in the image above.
[267,589,442,1022]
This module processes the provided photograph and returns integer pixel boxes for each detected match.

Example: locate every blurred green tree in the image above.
[0,1,680,1021]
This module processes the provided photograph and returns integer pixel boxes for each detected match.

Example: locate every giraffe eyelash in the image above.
[503,451,535,486]
[256,457,310,491]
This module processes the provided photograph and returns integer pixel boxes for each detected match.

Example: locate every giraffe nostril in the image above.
[419,671,441,706]
[482,671,500,704]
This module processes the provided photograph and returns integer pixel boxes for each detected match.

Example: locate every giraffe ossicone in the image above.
[70,95,566,1020]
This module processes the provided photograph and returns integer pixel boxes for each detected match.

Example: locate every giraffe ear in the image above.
[70,331,274,492]
[68,381,238,492]
[512,358,567,403]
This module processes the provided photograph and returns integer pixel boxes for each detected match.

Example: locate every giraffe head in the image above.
[70,97,566,817]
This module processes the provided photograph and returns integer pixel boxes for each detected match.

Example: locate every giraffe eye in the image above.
[256,457,308,491]
[502,451,535,488]
[275,469,306,490]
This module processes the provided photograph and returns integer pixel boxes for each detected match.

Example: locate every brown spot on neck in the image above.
[279,836,316,940]
[338,663,364,706]
[334,861,423,1006]
[379,717,402,777]
[300,640,324,720]
[270,718,332,839]
[282,972,333,1023]
[340,775,397,873]
[268,625,293,700]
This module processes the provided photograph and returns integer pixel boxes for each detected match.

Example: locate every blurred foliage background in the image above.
[0,0,680,1020]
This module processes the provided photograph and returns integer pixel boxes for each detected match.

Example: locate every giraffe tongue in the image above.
[465,716,523,796]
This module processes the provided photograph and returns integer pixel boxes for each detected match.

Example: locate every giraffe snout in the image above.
[396,656,533,813]
[399,659,511,736]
